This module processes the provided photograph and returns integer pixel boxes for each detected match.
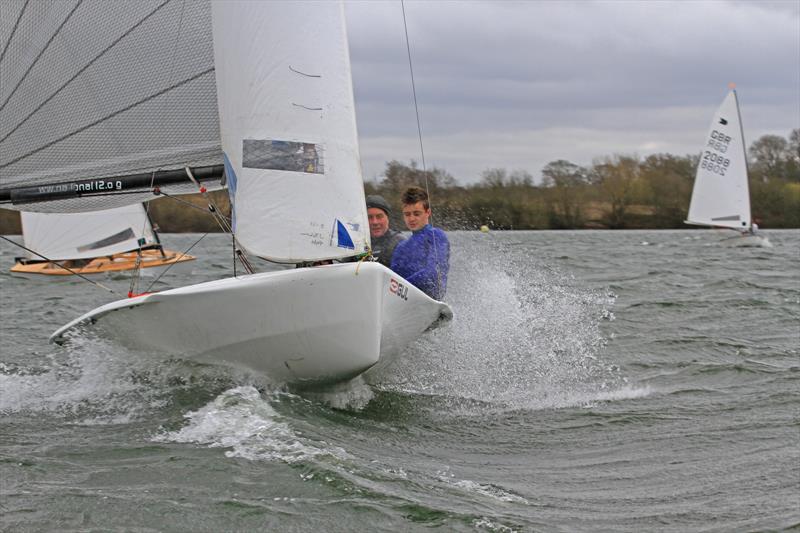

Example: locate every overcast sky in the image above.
[343,0,800,184]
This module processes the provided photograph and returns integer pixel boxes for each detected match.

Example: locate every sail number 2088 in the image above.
[701,151,730,176]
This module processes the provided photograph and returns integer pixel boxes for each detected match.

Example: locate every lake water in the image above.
[1,230,798,532]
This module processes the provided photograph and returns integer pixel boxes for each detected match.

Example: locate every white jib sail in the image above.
[686,90,751,231]
[21,204,157,261]
[211,0,369,262]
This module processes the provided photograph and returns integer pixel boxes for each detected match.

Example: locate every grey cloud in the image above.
[346,0,799,182]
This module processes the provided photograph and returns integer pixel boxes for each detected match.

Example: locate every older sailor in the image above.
[366,194,405,268]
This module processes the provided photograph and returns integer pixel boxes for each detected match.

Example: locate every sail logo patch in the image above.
[242,139,324,174]
[336,219,355,249]
[389,278,408,301]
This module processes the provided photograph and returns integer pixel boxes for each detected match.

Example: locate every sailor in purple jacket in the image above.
[390,187,450,300]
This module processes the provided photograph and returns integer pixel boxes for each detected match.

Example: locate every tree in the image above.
[789,129,800,160]
[786,129,800,183]
[480,168,508,188]
[639,154,695,227]
[479,168,533,188]
[541,160,588,228]
[749,134,788,181]
[382,160,457,196]
[591,155,642,229]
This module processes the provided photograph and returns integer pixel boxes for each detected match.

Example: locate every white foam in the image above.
[510,384,655,411]
[154,386,348,463]
[472,517,519,533]
[376,235,628,412]
[0,338,150,419]
[448,478,529,504]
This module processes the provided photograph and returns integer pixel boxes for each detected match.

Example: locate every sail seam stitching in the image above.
[0,0,84,114]
[0,67,215,171]
[0,0,29,66]
[0,0,172,146]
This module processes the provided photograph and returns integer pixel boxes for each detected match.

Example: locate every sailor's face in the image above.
[402,202,431,231]
[367,208,389,238]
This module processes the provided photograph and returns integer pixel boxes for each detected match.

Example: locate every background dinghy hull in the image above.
[50,262,452,385]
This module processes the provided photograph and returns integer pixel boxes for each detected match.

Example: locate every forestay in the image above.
[20,204,157,261]
[686,90,751,231]
[0,0,221,213]
[211,1,369,262]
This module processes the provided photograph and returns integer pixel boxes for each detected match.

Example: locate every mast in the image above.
[731,87,753,232]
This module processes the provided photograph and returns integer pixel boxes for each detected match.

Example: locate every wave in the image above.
[153,386,348,463]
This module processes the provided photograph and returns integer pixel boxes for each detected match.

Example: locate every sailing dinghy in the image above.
[685,87,770,247]
[10,204,194,278]
[0,0,452,386]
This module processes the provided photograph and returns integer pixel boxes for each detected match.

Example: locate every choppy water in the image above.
[1,230,798,532]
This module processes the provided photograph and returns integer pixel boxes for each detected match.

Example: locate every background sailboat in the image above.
[0,0,451,386]
[685,86,770,247]
[11,203,194,277]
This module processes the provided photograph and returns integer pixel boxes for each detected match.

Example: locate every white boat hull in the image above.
[51,262,452,386]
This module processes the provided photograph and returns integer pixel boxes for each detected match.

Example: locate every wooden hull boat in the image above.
[10,247,194,277]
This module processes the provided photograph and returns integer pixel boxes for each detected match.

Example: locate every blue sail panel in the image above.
[336,219,354,249]
[222,152,238,231]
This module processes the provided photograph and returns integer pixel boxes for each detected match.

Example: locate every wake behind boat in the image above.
[685,86,771,247]
[0,0,452,387]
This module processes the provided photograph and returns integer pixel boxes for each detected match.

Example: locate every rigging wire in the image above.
[0,234,115,293]
[143,232,207,294]
[400,0,444,297]
[401,0,427,177]
[129,0,198,296]
[181,167,255,274]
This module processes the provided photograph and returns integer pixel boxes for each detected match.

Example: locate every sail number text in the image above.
[706,130,731,153]
[701,151,730,176]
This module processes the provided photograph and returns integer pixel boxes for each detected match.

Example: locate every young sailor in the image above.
[390,187,450,300]
[366,195,405,268]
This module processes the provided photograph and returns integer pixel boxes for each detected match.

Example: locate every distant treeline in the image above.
[368,129,799,230]
[1,130,797,234]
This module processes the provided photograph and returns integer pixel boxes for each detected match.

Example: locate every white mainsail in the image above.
[211,1,368,262]
[20,204,157,261]
[686,90,752,231]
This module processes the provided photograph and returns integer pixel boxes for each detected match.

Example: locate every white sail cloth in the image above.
[686,90,751,231]
[21,204,156,261]
[0,0,220,213]
[211,1,368,262]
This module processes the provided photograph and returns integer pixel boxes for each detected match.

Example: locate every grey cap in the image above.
[366,194,391,215]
